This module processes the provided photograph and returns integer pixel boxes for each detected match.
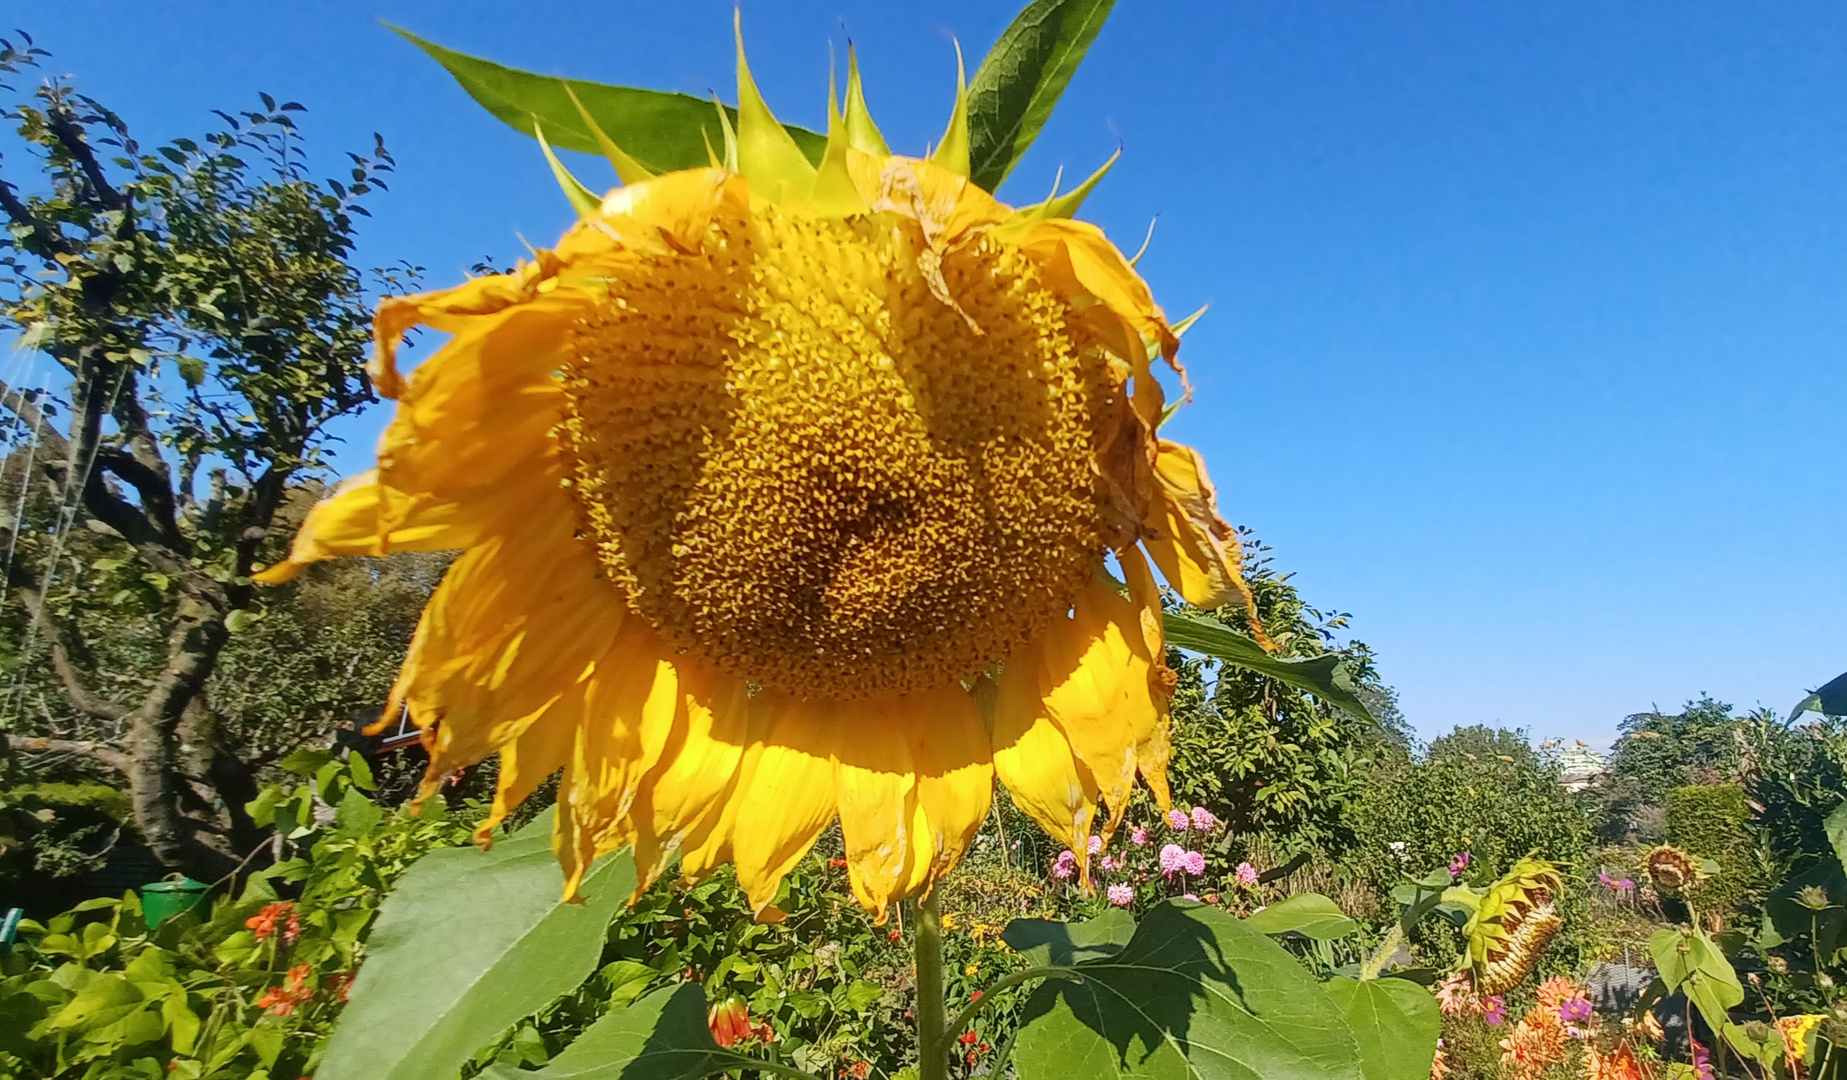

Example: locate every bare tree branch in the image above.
[12,579,129,724]
[6,734,130,774]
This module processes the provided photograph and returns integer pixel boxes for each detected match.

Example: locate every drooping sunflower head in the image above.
[1640,844,1700,898]
[1466,856,1565,994]
[262,20,1268,918]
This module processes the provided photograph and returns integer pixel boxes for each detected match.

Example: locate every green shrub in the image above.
[1666,783,1756,917]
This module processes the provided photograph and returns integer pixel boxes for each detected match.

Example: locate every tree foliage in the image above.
[0,33,408,878]
[1596,696,1745,842]
[1164,533,1408,856]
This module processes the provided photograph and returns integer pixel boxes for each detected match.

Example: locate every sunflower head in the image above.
[1641,845,1701,898]
[262,19,1268,918]
[1465,856,1565,995]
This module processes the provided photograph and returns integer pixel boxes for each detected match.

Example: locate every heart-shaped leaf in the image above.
[1012,901,1369,1080]
[1002,908,1136,966]
[316,810,636,1080]
[481,983,740,1080]
[1242,894,1361,941]
[1324,978,1441,1080]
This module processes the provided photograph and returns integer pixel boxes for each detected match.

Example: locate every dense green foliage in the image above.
[1667,783,1757,917]
[1597,696,1746,842]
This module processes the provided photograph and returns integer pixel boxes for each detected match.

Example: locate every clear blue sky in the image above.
[12,1,1845,744]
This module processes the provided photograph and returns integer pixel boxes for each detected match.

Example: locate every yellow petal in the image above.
[842,44,889,156]
[829,696,922,917]
[255,471,492,584]
[728,696,839,915]
[626,660,752,891]
[477,681,581,842]
[1142,439,1272,648]
[394,503,626,779]
[988,655,1099,879]
[1119,545,1175,809]
[562,82,654,186]
[1036,575,1167,839]
[905,684,994,892]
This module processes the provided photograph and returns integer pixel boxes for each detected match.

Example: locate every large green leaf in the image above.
[1648,927,1742,1037]
[1012,902,1368,1080]
[392,27,825,176]
[1793,669,1847,720]
[1323,978,1440,1080]
[1241,894,1360,941]
[481,983,738,1080]
[316,810,636,1080]
[967,0,1118,191]
[1163,611,1376,723]
[1003,909,1136,966]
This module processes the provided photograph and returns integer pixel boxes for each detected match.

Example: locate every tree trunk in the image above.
[123,595,239,882]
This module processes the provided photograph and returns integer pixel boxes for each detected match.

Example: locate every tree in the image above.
[0,34,407,878]
[1164,531,1409,856]
[1595,695,1744,842]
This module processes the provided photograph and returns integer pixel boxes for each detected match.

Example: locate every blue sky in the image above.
[11,1,1845,744]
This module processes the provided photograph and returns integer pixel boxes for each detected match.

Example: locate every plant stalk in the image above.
[916,892,947,1080]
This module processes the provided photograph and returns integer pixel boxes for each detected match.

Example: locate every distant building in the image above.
[1540,739,1608,793]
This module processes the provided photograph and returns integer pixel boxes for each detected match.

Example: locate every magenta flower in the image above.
[1166,808,1190,830]
[1159,844,1186,876]
[1130,825,1150,846]
[1191,807,1218,832]
[1052,850,1076,880]
[1087,834,1103,856]
[1557,996,1592,1024]
[1481,996,1507,1026]
[1235,861,1259,887]
[1691,1038,1713,1080]
[1181,850,1207,876]
[1448,851,1470,877]
[1598,871,1636,892]
[1107,882,1134,907]
[1100,854,1118,872]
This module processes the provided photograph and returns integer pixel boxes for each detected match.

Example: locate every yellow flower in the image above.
[1776,1014,1825,1067]
[964,963,980,977]
[260,20,1264,919]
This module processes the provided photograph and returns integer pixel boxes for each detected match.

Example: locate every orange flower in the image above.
[246,901,301,946]
[1534,975,1583,1011]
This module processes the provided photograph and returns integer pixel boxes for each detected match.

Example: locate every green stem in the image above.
[1358,921,1407,981]
[942,966,1079,1041]
[916,893,947,1080]
[708,1054,828,1080]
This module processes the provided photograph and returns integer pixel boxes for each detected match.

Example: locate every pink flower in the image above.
[1481,995,1506,1026]
[1159,844,1186,876]
[1558,996,1592,1024]
[1130,825,1150,846]
[1087,834,1103,855]
[1165,809,1190,830]
[1182,850,1206,876]
[1234,861,1259,887]
[1448,851,1470,877]
[1100,855,1118,871]
[1182,893,1199,901]
[1051,850,1076,880]
[1107,883,1134,907]
[1191,807,1217,832]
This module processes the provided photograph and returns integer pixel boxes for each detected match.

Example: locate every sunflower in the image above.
[259,24,1265,918]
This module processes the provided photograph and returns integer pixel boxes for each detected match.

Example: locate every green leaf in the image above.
[1648,928,1742,1036]
[276,746,334,778]
[1002,908,1135,966]
[1791,668,1847,720]
[1324,978,1441,1080]
[967,0,1118,192]
[224,608,254,632]
[1163,611,1376,722]
[1242,893,1361,941]
[315,809,637,1080]
[1012,902,1366,1080]
[1826,802,1847,874]
[598,961,656,1010]
[482,983,758,1080]
[334,789,383,833]
[392,27,824,177]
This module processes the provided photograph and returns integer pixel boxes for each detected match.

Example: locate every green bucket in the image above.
[140,877,211,927]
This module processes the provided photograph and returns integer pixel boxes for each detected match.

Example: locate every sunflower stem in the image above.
[915,893,947,1080]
